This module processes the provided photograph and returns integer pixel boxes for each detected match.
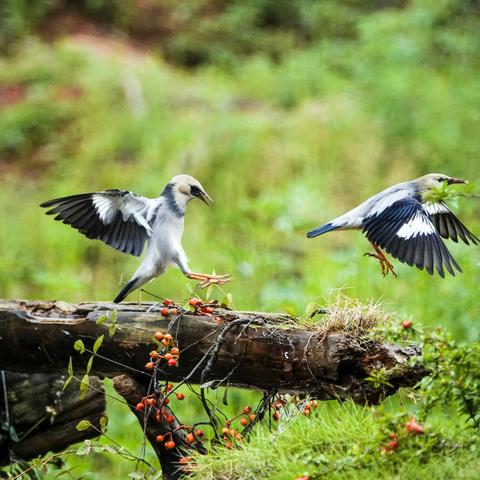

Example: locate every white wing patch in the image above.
[424,202,450,215]
[92,194,119,223]
[396,212,435,239]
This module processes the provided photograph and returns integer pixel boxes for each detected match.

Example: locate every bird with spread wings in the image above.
[307,173,478,277]
[41,174,231,302]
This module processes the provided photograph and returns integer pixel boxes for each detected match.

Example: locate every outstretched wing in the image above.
[40,190,160,256]
[362,196,462,277]
[424,201,479,245]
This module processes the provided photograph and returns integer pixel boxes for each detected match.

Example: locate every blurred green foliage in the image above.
[1,0,480,478]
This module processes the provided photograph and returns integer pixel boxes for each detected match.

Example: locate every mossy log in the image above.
[0,300,426,404]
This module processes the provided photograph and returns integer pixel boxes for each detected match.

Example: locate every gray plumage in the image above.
[307,173,478,277]
[40,174,231,302]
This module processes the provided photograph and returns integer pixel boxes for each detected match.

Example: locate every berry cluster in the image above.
[145,332,179,369]
[219,405,255,448]
[188,297,222,323]
[381,417,425,454]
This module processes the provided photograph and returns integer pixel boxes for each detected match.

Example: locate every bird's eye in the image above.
[438,177,447,183]
[190,185,202,196]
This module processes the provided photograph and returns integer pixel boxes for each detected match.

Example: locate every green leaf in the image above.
[93,334,104,354]
[74,339,85,354]
[76,440,92,456]
[99,416,108,432]
[80,374,90,397]
[62,376,72,392]
[128,473,146,479]
[108,323,117,337]
[86,355,94,375]
[96,315,108,325]
[67,357,73,376]
[76,420,92,431]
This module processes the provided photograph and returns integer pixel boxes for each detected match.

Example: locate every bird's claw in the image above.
[197,274,232,289]
[364,252,397,278]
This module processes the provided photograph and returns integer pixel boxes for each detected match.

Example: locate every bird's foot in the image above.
[187,272,232,288]
[363,252,397,278]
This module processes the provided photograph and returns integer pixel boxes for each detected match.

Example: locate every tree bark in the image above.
[0,371,105,466]
[0,300,426,404]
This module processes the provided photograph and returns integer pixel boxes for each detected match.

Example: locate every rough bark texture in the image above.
[0,371,105,466]
[0,300,426,404]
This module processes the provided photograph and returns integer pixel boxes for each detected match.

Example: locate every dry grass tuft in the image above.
[304,292,393,338]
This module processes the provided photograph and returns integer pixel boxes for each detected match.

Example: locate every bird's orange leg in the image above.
[186,272,232,288]
[364,242,397,278]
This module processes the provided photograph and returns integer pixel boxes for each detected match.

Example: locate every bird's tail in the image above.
[113,277,142,303]
[306,222,338,238]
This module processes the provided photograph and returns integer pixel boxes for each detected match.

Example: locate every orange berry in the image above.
[164,440,175,450]
[155,411,161,422]
[222,427,230,435]
[161,308,169,316]
[303,408,310,416]
[163,299,173,306]
[162,339,170,346]
[312,401,318,409]
[402,320,413,329]
[195,429,204,437]
[155,434,164,442]
[203,306,214,314]
[188,298,201,307]
[145,362,155,370]
[166,415,175,424]
[166,384,173,391]
[145,398,156,407]
[225,441,233,449]
[186,433,195,444]
[272,412,280,421]
[171,347,180,355]
[154,332,164,341]
[171,308,178,315]
[164,398,170,405]
[249,414,256,422]
[234,433,242,441]
[176,393,185,400]
[240,418,248,426]
[164,333,173,341]
[405,417,424,434]
[243,406,251,414]
[135,402,145,412]
[168,358,177,367]
[150,350,159,360]
[164,353,173,360]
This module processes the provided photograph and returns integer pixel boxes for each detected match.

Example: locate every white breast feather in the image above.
[396,212,435,239]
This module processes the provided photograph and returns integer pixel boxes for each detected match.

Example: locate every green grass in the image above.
[1,0,480,477]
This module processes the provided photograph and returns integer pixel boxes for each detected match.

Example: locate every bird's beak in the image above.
[447,177,467,185]
[199,191,213,206]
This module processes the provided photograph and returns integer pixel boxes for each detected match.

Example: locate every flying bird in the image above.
[307,173,478,277]
[40,174,231,302]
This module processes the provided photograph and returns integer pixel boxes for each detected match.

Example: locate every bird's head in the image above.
[169,174,213,207]
[415,173,467,192]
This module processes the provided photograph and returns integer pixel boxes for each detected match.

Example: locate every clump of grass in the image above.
[301,292,393,339]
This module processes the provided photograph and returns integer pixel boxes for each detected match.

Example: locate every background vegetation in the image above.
[1,0,479,478]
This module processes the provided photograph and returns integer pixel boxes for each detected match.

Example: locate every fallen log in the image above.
[0,371,105,466]
[0,300,426,404]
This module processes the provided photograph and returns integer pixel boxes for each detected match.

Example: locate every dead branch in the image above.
[0,371,105,466]
[0,300,426,404]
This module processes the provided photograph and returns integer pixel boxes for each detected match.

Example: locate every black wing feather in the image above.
[363,197,461,276]
[426,202,479,245]
[40,190,152,257]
